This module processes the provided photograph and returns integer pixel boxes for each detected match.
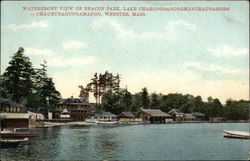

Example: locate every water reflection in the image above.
[95,127,123,160]
[1,123,249,160]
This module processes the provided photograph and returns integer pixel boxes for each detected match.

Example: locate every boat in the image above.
[0,138,28,148]
[223,130,250,139]
[85,117,97,123]
[96,120,118,124]
[1,129,38,138]
[95,112,119,124]
[35,124,55,128]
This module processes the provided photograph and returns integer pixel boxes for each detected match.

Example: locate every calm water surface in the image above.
[1,123,249,160]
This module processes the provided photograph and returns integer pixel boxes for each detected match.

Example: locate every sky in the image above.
[1,1,249,104]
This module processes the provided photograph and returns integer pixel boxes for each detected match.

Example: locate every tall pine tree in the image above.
[1,47,35,103]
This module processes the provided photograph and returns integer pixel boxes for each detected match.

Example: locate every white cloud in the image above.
[183,61,243,74]
[90,17,197,41]
[208,45,248,56]
[166,20,197,32]
[8,21,48,30]
[25,47,54,57]
[63,41,88,50]
[48,56,97,67]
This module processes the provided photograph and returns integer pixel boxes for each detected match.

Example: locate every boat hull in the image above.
[96,120,118,124]
[223,130,250,139]
[0,138,28,148]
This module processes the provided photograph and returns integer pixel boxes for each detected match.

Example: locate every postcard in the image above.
[0,1,249,160]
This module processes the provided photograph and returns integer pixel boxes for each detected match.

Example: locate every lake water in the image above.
[1,123,249,160]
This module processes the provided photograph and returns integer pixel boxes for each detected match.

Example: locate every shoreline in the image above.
[36,120,249,127]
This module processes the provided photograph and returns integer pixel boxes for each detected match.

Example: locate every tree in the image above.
[79,85,91,101]
[101,91,122,114]
[1,47,35,103]
[223,99,249,120]
[26,60,61,112]
[81,71,121,105]
[141,87,150,108]
[120,89,132,111]
[150,93,160,109]
[131,93,142,112]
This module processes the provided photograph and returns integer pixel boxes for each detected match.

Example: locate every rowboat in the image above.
[223,130,250,139]
[0,138,28,148]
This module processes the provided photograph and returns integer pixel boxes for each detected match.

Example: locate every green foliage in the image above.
[1,47,61,112]
[141,87,150,108]
[101,91,122,115]
[223,99,249,120]
[1,47,35,103]
[80,71,121,104]
[150,93,160,109]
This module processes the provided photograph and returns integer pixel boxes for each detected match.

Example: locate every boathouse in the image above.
[168,108,185,122]
[181,114,197,122]
[0,98,35,128]
[119,112,135,122]
[192,112,205,121]
[138,109,171,123]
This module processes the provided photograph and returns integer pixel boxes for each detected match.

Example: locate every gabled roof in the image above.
[140,109,171,117]
[96,112,117,117]
[192,112,205,117]
[192,112,205,116]
[184,113,196,118]
[119,112,135,118]
[58,98,89,105]
[168,108,184,115]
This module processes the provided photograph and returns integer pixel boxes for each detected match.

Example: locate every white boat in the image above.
[95,112,119,124]
[95,120,118,124]
[85,117,97,123]
[223,130,250,139]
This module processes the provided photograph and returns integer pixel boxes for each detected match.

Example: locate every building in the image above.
[119,112,135,122]
[137,108,172,123]
[28,111,44,120]
[56,98,95,121]
[181,114,197,122]
[209,117,224,122]
[0,98,26,113]
[96,112,118,122]
[192,112,206,121]
[168,108,185,122]
[0,98,35,128]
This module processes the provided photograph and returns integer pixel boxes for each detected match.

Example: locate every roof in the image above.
[119,112,135,118]
[96,112,117,117]
[0,98,25,108]
[58,98,90,105]
[140,109,171,117]
[168,108,184,115]
[184,114,196,118]
[192,112,205,117]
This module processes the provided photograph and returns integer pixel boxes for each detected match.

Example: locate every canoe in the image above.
[0,138,28,148]
[223,130,250,139]
[1,131,39,138]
